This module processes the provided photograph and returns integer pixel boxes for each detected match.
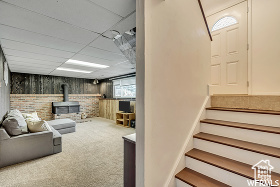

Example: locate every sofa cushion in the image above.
[0,127,10,140]
[57,127,76,135]
[50,126,62,146]
[47,119,76,130]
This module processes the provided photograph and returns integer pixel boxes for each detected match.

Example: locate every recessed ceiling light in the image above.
[56,67,92,74]
[66,59,109,69]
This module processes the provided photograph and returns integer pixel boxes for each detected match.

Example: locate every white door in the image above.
[207,1,248,94]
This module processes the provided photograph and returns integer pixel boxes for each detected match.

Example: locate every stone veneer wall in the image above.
[10,94,101,122]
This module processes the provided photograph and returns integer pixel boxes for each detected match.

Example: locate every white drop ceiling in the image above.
[0,0,136,79]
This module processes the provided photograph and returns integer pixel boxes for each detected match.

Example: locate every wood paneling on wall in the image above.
[99,79,113,98]
[11,72,99,94]
[0,47,10,123]
[99,99,136,121]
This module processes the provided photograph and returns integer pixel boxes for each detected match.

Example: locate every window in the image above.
[212,16,238,32]
[113,77,136,98]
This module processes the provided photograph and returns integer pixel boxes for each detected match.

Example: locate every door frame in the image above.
[247,0,253,95]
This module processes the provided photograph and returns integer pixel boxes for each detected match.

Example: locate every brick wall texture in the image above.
[10,94,100,122]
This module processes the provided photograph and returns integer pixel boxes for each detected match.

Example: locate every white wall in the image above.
[203,0,245,17]
[142,0,211,186]
[250,0,280,95]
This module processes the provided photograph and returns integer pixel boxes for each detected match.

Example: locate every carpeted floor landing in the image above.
[0,117,135,187]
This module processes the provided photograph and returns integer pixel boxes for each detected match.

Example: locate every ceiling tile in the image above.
[78,71,107,78]
[97,65,134,74]
[1,39,75,58]
[3,48,68,63]
[89,0,136,17]
[111,12,136,34]
[3,0,122,33]
[10,68,52,75]
[0,25,86,52]
[111,61,134,69]
[0,1,99,44]
[79,46,127,61]
[9,65,54,72]
[102,12,136,38]
[89,36,122,54]
[71,54,120,66]
[6,56,62,66]
[50,70,85,78]
[8,60,60,68]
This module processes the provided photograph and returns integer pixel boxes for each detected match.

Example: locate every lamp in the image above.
[93,79,99,84]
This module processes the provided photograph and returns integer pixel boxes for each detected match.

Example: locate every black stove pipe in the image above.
[61,84,69,102]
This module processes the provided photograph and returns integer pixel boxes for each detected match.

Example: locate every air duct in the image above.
[113,28,136,68]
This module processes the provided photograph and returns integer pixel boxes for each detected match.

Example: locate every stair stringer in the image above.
[164,96,210,187]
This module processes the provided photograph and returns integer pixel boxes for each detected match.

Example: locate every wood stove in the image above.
[52,84,80,115]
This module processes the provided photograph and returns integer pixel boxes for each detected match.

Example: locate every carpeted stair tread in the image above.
[175,167,230,187]
[200,119,280,134]
[193,133,280,158]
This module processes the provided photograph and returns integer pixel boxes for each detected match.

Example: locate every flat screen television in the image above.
[119,101,131,113]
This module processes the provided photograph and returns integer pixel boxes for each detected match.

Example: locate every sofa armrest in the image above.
[0,128,10,141]
[9,131,52,140]
[0,131,53,168]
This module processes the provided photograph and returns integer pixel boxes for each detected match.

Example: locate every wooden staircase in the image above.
[175,107,280,187]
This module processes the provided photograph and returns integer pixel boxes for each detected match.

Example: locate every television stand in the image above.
[116,112,135,128]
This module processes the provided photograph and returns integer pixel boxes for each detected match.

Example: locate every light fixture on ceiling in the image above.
[66,59,109,69]
[65,59,110,68]
[93,79,99,84]
[56,67,92,74]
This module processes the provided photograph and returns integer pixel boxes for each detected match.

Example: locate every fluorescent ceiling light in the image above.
[56,67,92,74]
[66,59,109,69]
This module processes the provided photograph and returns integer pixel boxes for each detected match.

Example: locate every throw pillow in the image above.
[27,120,52,133]
[2,118,23,136]
[7,109,27,128]
[22,112,41,121]
[2,110,28,136]
[0,112,8,127]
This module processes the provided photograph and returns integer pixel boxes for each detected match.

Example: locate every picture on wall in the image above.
[4,61,8,86]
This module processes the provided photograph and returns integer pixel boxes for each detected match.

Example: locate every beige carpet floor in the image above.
[0,117,135,187]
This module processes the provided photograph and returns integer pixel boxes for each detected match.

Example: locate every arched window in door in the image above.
[212,16,238,32]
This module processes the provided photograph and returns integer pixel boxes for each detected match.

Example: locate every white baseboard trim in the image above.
[164,96,210,187]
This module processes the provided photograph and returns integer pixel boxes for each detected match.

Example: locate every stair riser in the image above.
[194,139,280,173]
[176,179,192,187]
[200,123,280,148]
[185,157,251,186]
[206,110,280,127]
